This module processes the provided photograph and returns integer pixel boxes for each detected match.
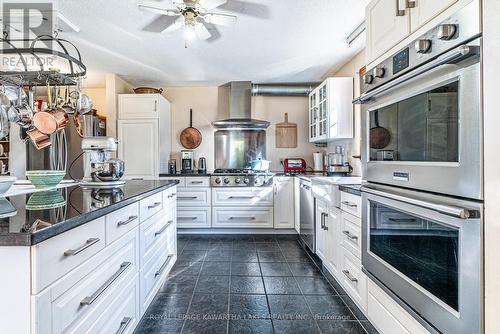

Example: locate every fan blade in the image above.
[199,0,227,11]
[195,23,212,40]
[162,16,185,33]
[203,13,237,26]
[138,1,180,16]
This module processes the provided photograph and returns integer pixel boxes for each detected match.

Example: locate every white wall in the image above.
[326,50,365,176]
[105,74,134,138]
[163,87,321,172]
[483,0,500,332]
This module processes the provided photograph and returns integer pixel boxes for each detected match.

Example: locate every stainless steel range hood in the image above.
[213,81,269,129]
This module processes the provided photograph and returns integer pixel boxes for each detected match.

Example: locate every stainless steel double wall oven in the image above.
[356,1,483,333]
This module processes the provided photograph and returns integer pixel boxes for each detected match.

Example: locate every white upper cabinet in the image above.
[366,0,470,65]
[119,94,160,119]
[308,77,353,143]
[366,0,410,65]
[410,0,458,31]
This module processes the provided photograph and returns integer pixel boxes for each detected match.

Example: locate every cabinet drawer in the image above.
[31,217,106,293]
[140,209,175,267]
[160,177,185,187]
[163,186,177,208]
[212,188,273,206]
[212,207,273,228]
[50,233,137,334]
[140,192,163,222]
[340,248,367,311]
[140,242,176,315]
[178,207,211,228]
[185,177,210,187]
[89,275,140,334]
[177,188,211,207]
[340,191,361,218]
[367,279,430,334]
[118,94,159,119]
[106,202,140,246]
[341,212,361,259]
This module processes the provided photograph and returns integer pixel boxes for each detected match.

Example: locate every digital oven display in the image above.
[393,47,409,74]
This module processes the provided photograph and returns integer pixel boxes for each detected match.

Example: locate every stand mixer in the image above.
[80,136,125,187]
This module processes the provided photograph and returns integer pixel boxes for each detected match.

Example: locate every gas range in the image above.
[210,169,274,187]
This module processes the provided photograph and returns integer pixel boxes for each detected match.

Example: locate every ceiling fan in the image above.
[138,0,237,42]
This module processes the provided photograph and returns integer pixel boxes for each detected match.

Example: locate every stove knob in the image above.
[437,24,457,40]
[215,177,222,184]
[363,74,373,84]
[414,39,432,54]
[235,177,241,184]
[223,178,230,184]
[243,178,250,184]
[372,67,385,78]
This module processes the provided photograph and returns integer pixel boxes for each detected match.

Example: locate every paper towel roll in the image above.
[313,152,324,171]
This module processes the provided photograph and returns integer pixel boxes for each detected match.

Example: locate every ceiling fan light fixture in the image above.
[184,23,196,41]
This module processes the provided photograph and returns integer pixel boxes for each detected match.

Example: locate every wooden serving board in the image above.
[275,113,297,148]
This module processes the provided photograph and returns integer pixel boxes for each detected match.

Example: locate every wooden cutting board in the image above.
[275,113,297,148]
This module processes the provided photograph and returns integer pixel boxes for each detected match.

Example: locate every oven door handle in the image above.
[353,44,479,104]
[361,186,476,219]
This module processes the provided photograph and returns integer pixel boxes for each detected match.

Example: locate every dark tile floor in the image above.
[134,235,379,334]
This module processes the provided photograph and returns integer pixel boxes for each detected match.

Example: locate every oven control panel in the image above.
[360,0,479,95]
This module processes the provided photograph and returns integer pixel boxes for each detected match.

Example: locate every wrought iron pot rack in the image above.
[0,33,87,87]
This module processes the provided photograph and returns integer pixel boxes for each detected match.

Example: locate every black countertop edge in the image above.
[159,173,212,177]
[1,181,178,247]
[339,184,362,196]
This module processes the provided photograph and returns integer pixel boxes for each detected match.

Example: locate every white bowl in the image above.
[0,176,17,196]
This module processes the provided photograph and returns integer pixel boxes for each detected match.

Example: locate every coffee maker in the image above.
[181,150,194,174]
[80,136,126,187]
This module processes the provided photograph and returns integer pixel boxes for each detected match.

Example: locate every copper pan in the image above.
[33,111,57,134]
[52,108,69,130]
[27,128,51,150]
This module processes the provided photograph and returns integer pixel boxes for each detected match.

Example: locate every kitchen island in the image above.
[0,180,178,334]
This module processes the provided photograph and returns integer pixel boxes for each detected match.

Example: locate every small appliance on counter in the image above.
[313,152,324,171]
[80,136,125,187]
[181,150,194,174]
[327,146,352,176]
[197,157,207,174]
[283,158,306,174]
[168,159,177,174]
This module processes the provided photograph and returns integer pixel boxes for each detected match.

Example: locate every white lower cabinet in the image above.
[212,207,274,228]
[340,247,367,311]
[177,207,211,228]
[13,187,178,334]
[273,177,295,229]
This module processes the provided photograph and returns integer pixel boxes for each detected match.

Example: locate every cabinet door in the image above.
[294,177,300,233]
[366,0,410,64]
[324,207,342,278]
[274,177,295,229]
[309,89,319,141]
[315,200,327,261]
[118,119,159,180]
[317,83,329,141]
[410,0,458,31]
[119,94,159,119]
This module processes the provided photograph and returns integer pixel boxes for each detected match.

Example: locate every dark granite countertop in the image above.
[159,172,212,177]
[339,184,362,196]
[0,180,178,246]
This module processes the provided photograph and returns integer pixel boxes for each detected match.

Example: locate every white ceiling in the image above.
[54,0,367,87]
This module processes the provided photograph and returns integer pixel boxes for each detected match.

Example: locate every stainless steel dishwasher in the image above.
[299,178,315,253]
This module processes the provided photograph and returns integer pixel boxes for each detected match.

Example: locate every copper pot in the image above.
[27,128,51,150]
[33,108,68,135]
[133,87,163,94]
[52,108,69,129]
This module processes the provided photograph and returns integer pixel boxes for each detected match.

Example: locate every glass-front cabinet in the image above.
[308,77,354,143]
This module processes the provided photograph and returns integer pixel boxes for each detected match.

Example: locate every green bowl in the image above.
[26,190,66,210]
[26,170,66,189]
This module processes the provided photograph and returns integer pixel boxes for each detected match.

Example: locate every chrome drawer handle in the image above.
[64,238,100,256]
[321,212,329,231]
[342,230,358,240]
[178,196,198,200]
[155,220,173,236]
[148,202,161,209]
[81,262,131,305]
[229,216,255,221]
[388,218,417,223]
[190,181,204,184]
[342,270,358,282]
[179,217,197,220]
[116,317,132,334]
[117,215,138,227]
[155,255,173,278]
[228,196,258,199]
[342,201,358,208]
[167,193,177,198]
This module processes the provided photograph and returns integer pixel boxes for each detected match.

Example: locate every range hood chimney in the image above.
[213,81,269,130]
[212,81,316,130]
